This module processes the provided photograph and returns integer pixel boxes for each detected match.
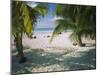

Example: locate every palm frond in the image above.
[53,4,96,43]
[34,3,48,16]
[50,19,75,42]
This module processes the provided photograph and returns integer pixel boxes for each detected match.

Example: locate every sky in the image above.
[27,2,63,30]
[35,3,57,29]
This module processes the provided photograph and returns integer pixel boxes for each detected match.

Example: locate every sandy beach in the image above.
[10,1,96,74]
[12,31,95,49]
[11,32,96,74]
[23,32,73,48]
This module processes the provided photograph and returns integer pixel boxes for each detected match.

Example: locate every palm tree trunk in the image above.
[15,32,26,63]
[77,34,83,47]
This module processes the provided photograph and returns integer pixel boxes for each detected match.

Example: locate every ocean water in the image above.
[34,28,72,34]
[34,28,54,34]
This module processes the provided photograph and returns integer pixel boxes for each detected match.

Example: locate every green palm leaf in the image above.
[52,4,96,46]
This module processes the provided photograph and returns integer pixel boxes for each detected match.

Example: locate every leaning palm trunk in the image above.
[77,34,83,47]
[15,32,26,63]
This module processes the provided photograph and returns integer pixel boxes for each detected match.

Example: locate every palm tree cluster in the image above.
[12,0,47,63]
[12,1,96,63]
[51,4,96,46]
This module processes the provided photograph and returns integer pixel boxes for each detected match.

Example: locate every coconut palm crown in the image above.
[51,4,96,46]
[12,0,47,63]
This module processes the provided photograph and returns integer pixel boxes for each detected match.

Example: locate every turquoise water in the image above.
[34,28,54,34]
[34,28,72,34]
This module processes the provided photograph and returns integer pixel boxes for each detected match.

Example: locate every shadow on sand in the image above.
[12,47,96,74]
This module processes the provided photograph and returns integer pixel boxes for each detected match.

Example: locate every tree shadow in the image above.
[12,48,96,74]
[61,48,96,70]
[12,49,61,74]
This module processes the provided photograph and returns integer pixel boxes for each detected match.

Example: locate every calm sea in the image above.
[34,28,54,34]
[34,28,72,34]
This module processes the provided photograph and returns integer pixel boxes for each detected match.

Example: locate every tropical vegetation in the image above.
[12,1,47,63]
[51,4,96,46]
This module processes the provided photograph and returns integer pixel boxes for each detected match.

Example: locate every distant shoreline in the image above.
[34,28,72,34]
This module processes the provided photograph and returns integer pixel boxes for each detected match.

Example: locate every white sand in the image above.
[11,32,96,73]
[22,32,73,48]
[11,32,95,53]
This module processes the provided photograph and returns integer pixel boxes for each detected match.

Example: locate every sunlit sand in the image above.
[12,32,96,74]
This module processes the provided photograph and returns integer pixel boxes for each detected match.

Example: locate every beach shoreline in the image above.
[11,31,96,52]
[11,32,96,74]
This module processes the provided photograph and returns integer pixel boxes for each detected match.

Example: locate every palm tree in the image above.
[51,4,96,46]
[12,1,47,63]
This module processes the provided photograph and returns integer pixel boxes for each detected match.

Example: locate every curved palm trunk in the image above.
[15,32,26,63]
[77,34,83,47]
